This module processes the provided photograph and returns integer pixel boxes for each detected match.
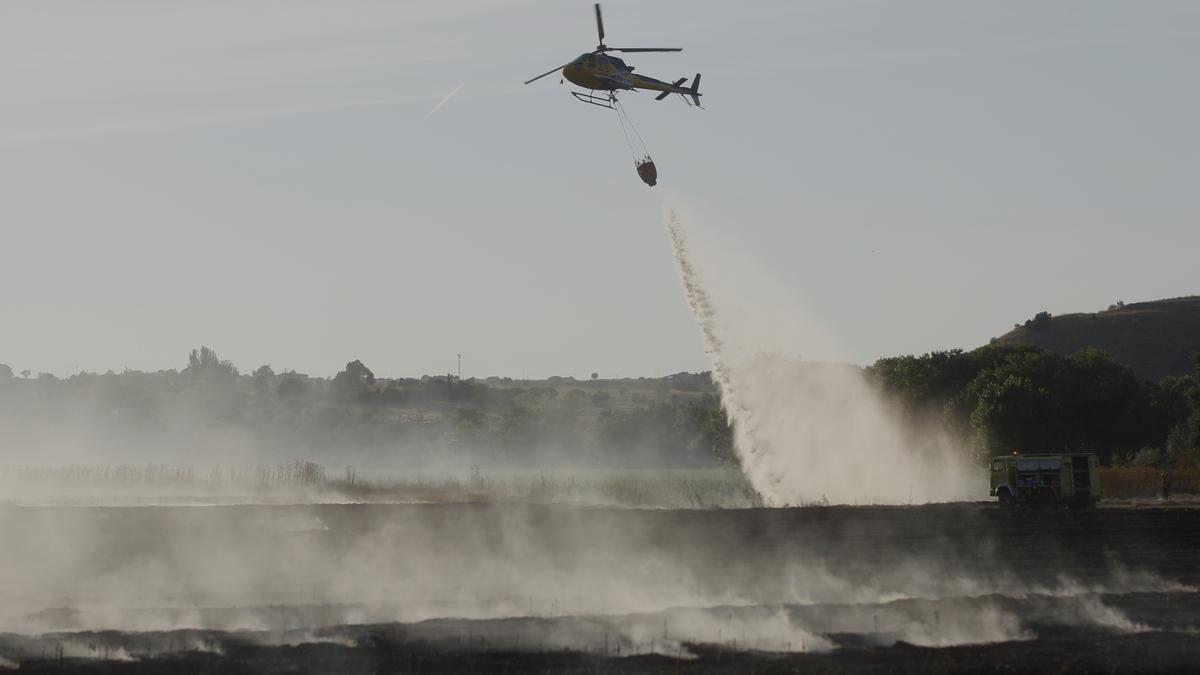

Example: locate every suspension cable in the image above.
[613,102,640,162]
[615,98,649,160]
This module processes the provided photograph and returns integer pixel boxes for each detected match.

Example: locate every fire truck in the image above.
[990,453,1101,509]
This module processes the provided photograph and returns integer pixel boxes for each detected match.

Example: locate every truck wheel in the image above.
[998,488,1014,509]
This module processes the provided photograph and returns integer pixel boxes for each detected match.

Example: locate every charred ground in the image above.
[2,502,1197,673]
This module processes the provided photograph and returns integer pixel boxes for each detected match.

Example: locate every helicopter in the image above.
[523,3,702,109]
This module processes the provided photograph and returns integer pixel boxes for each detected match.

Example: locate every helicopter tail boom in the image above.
[655,78,687,100]
[651,74,702,107]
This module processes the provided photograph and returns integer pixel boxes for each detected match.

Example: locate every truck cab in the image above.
[990,453,1100,509]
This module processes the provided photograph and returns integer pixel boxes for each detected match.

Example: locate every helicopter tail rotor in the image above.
[688,73,702,107]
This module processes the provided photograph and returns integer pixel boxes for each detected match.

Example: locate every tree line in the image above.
[3,343,1197,470]
[0,348,733,468]
[868,343,1200,468]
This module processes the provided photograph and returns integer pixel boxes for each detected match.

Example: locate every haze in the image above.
[2,0,1197,379]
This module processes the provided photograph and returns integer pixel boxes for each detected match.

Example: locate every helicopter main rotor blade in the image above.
[523,61,574,85]
[595,3,605,47]
[607,47,683,53]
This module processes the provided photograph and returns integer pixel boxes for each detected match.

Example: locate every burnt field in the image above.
[1,502,1197,673]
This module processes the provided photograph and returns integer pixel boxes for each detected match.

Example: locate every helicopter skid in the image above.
[571,90,618,109]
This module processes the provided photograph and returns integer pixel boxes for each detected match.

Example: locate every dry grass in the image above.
[1101,466,1200,499]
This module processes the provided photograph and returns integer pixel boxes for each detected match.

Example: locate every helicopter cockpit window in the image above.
[609,57,628,70]
[583,54,597,68]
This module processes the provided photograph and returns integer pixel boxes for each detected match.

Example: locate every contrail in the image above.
[424,83,465,120]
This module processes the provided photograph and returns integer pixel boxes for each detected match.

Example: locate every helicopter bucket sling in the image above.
[614,98,657,187]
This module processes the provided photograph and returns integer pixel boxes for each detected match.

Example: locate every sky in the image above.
[1,0,1197,379]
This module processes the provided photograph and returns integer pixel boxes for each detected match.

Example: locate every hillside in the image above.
[994,296,1200,381]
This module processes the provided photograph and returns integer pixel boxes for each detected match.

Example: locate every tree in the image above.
[591,372,599,380]
[959,347,1147,464]
[966,359,1060,461]
[0,364,11,380]
[253,365,277,401]
[277,376,308,404]
[329,359,375,402]
[181,346,240,416]
[20,370,31,379]
[1056,348,1144,463]
[1180,353,1200,465]
[183,346,238,383]
[1024,311,1052,329]
[1147,374,1195,450]
[869,344,1038,432]
[870,343,1175,466]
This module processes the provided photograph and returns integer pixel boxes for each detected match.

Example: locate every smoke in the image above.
[1,496,1193,671]
[664,207,975,505]
[1061,596,1151,633]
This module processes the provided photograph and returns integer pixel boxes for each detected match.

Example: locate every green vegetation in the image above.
[4,335,1198,475]
[869,345,1200,467]
[0,349,734,469]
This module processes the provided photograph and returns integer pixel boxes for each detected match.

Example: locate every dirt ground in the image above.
[1,502,1197,673]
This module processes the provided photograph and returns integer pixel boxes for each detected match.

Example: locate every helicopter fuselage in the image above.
[562,53,687,95]
[523,4,700,105]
